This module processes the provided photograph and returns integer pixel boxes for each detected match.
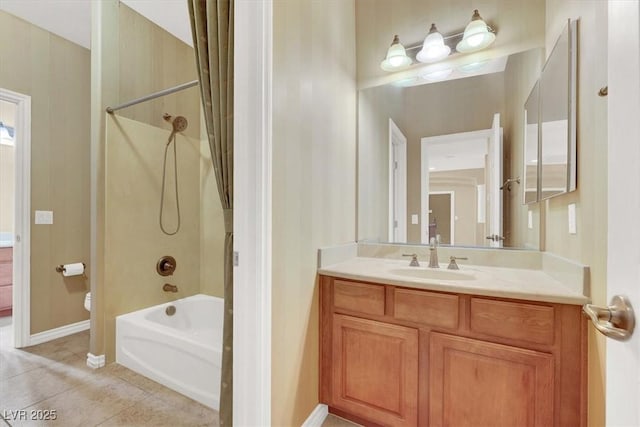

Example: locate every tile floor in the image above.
[0,320,357,427]
[320,415,359,427]
[0,321,218,426]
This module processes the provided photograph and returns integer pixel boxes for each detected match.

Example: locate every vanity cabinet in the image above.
[0,247,12,317]
[320,276,587,427]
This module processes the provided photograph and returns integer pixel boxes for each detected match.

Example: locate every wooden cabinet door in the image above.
[429,333,554,427]
[332,314,418,427]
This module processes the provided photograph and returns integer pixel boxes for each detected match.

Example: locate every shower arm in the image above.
[499,177,521,191]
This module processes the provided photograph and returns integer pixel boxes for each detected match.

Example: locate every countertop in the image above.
[318,256,590,305]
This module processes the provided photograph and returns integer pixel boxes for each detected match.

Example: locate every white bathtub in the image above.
[115,294,223,410]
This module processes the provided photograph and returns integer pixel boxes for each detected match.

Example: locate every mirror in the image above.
[358,48,544,248]
[523,81,540,204]
[539,19,577,199]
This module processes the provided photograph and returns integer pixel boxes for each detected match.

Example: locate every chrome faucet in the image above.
[428,236,440,268]
[163,283,178,293]
[402,253,420,267]
[447,256,468,270]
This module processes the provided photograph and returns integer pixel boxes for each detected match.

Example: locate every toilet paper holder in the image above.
[55,263,86,274]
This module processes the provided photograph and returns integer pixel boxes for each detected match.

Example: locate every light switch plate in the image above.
[528,211,533,229]
[411,214,419,225]
[568,203,577,234]
[35,210,53,225]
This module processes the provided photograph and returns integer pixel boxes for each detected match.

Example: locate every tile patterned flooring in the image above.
[0,321,358,427]
[0,323,218,426]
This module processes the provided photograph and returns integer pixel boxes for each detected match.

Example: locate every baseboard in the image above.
[86,352,106,369]
[29,319,90,346]
[301,404,328,427]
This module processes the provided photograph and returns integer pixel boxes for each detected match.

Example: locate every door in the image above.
[487,113,503,248]
[332,314,418,427]
[389,119,407,243]
[430,333,554,426]
[606,1,640,425]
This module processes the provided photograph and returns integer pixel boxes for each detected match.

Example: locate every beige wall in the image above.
[271,0,357,424]
[103,117,202,360]
[0,11,91,333]
[92,2,222,360]
[503,48,544,248]
[543,2,608,426]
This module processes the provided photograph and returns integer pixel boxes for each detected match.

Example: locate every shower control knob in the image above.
[157,255,176,276]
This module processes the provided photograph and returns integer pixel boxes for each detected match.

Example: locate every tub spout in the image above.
[163,283,178,293]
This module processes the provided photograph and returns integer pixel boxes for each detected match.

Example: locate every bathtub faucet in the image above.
[163,283,178,293]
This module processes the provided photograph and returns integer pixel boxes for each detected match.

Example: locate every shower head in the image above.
[163,113,188,133]
[172,116,188,133]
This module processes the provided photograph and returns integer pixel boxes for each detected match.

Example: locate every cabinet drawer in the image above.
[470,298,555,345]
[0,284,12,311]
[333,280,385,316]
[394,288,459,329]
[0,247,12,262]
[0,263,11,287]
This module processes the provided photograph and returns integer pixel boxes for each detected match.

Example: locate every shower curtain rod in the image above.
[105,80,199,114]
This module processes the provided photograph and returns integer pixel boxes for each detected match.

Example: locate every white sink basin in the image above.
[388,268,476,281]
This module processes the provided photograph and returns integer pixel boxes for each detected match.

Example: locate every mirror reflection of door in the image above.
[389,119,407,243]
[421,114,502,247]
[429,192,453,244]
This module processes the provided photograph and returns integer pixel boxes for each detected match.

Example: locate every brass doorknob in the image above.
[583,295,635,341]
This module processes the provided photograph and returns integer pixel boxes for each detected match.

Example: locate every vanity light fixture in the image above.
[380,35,412,71]
[457,60,490,73]
[456,9,496,53]
[421,68,453,81]
[416,23,451,63]
[380,10,496,73]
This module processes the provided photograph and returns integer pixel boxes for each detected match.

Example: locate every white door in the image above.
[389,119,407,243]
[606,1,640,425]
[487,113,503,248]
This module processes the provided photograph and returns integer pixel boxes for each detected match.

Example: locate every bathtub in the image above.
[115,294,223,410]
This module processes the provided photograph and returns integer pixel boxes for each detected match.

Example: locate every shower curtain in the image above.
[188,1,234,425]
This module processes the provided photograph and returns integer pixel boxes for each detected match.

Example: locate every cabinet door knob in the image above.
[583,295,635,341]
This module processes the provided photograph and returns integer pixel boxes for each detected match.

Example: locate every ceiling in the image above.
[0,0,192,50]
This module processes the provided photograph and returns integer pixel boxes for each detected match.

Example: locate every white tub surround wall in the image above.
[318,243,589,305]
[116,294,223,410]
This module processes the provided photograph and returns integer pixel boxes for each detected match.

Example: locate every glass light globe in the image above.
[381,35,412,71]
[456,10,496,53]
[416,24,451,63]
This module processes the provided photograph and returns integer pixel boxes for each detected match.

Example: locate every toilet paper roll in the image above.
[62,262,85,277]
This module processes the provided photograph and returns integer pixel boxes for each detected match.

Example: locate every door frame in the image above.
[428,191,455,245]
[388,119,407,243]
[0,88,31,348]
[234,1,272,425]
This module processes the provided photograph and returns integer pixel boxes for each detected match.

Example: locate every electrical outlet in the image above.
[528,210,533,229]
[35,210,53,225]
[411,214,419,225]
